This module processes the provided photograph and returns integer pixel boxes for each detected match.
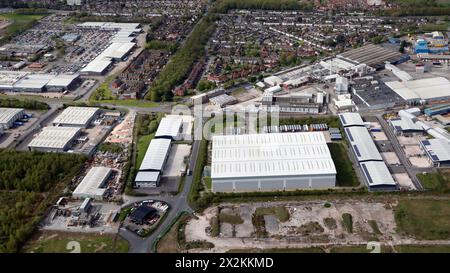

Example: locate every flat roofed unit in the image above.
[155,116,183,139]
[73,166,112,199]
[338,112,364,127]
[100,42,135,60]
[14,73,55,90]
[80,59,112,74]
[135,171,160,183]
[53,107,99,127]
[211,132,336,179]
[344,126,382,162]
[0,71,28,89]
[46,74,80,87]
[385,77,450,101]
[139,138,171,172]
[360,161,397,188]
[28,126,80,150]
[0,107,24,125]
[337,43,403,69]
[390,117,423,132]
[420,139,450,163]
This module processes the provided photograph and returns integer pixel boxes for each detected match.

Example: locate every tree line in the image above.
[211,0,313,13]
[0,98,49,110]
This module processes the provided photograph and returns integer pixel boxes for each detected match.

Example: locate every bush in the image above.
[342,213,353,233]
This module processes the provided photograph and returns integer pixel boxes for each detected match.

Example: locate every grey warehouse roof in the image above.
[360,161,397,187]
[155,116,183,139]
[211,132,336,179]
[139,138,172,171]
[53,107,99,126]
[338,112,365,127]
[345,126,383,162]
[73,167,112,198]
[421,139,450,162]
[135,171,160,182]
[0,108,23,124]
[28,126,80,149]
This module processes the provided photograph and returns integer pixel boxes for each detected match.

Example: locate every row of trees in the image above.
[211,0,312,13]
[145,15,217,102]
[0,98,49,110]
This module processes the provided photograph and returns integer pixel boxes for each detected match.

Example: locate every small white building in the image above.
[155,116,183,140]
[0,108,24,129]
[135,171,160,188]
[73,167,112,200]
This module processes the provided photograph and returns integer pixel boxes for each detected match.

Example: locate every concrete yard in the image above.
[409,156,431,168]
[381,152,401,165]
[162,144,191,177]
[393,173,416,190]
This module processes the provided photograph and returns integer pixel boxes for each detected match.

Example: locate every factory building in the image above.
[389,116,424,136]
[80,59,113,76]
[424,104,450,117]
[53,107,100,128]
[345,126,383,162]
[46,74,81,92]
[385,77,450,104]
[72,167,112,200]
[134,171,160,188]
[420,139,450,167]
[340,112,397,191]
[359,161,398,191]
[155,116,183,141]
[211,132,337,192]
[338,112,365,127]
[28,126,81,152]
[0,108,24,129]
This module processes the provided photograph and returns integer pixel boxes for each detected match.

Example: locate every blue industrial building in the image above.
[424,104,450,117]
[415,39,429,54]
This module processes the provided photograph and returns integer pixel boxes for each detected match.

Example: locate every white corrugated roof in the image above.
[73,167,111,198]
[139,138,171,171]
[80,59,112,74]
[360,161,397,187]
[0,108,23,125]
[155,116,183,139]
[14,74,55,90]
[420,139,450,162]
[344,126,383,162]
[53,107,99,126]
[135,171,160,182]
[339,112,364,127]
[28,126,80,149]
[47,74,80,87]
[386,77,450,101]
[211,132,336,179]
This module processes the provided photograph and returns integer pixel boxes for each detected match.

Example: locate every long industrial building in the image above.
[340,112,397,191]
[0,71,80,92]
[155,116,183,140]
[0,107,24,129]
[139,138,171,172]
[72,167,112,200]
[211,132,337,192]
[53,107,99,128]
[385,77,450,103]
[28,126,81,152]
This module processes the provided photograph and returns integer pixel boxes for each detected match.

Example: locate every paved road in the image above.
[119,139,201,253]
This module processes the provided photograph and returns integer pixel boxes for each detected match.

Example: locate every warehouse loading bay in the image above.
[0,109,44,149]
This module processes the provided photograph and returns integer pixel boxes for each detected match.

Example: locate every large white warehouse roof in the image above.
[345,126,382,162]
[139,138,172,172]
[360,161,397,188]
[155,116,183,139]
[385,77,450,101]
[420,139,450,163]
[73,167,112,199]
[211,132,336,179]
[28,126,80,150]
[53,107,99,127]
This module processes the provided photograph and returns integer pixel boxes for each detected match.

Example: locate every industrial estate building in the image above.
[0,108,24,129]
[72,167,112,200]
[339,113,398,191]
[211,132,337,192]
[385,77,450,104]
[135,138,171,187]
[155,116,183,140]
[0,71,80,92]
[28,126,81,152]
[134,171,161,188]
[420,139,450,167]
[78,22,141,75]
[53,107,100,128]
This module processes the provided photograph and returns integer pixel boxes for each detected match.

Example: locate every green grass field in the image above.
[0,13,45,43]
[227,247,325,253]
[136,133,155,168]
[327,143,359,187]
[395,199,450,240]
[395,245,450,253]
[23,232,129,253]
[417,170,450,192]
